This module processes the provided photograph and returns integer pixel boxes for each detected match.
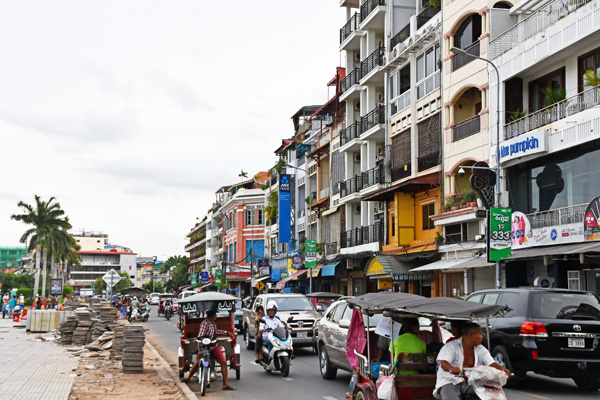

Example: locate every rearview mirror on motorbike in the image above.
[259,318,266,324]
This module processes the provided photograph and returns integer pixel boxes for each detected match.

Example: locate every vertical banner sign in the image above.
[489,208,512,261]
[584,196,600,242]
[278,174,291,243]
[191,273,197,287]
[305,240,317,269]
[200,271,208,282]
[50,279,63,296]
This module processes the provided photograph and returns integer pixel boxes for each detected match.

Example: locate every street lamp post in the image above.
[451,47,503,289]
[285,163,312,294]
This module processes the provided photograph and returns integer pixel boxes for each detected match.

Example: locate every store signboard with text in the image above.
[489,208,512,262]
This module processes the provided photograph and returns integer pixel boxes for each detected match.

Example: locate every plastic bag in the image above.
[376,374,398,400]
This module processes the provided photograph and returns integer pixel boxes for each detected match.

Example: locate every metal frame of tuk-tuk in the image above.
[346,298,505,400]
[178,309,241,381]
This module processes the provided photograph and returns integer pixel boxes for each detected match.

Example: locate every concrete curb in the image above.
[145,339,198,400]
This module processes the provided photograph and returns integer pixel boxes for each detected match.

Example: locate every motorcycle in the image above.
[164,302,173,321]
[129,306,150,322]
[195,337,219,396]
[257,318,293,377]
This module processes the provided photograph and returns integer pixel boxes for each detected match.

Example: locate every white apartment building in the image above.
[69,249,137,291]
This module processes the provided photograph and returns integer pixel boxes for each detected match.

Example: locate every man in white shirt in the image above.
[434,322,510,400]
[259,301,286,359]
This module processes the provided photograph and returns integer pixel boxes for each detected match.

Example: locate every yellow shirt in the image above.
[389,333,427,375]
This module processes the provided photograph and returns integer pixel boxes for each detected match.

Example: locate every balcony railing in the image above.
[360,0,386,23]
[453,115,481,142]
[361,105,385,133]
[339,67,363,95]
[391,162,411,182]
[452,41,480,71]
[361,46,386,78]
[505,85,600,140]
[341,165,384,198]
[340,176,359,198]
[490,0,591,60]
[416,6,440,30]
[340,12,360,44]
[391,90,411,115]
[297,209,305,218]
[418,152,439,172]
[340,121,361,146]
[526,203,586,230]
[390,23,410,49]
[341,221,384,248]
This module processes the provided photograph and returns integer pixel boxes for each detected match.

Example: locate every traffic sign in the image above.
[102,269,122,288]
[255,281,265,291]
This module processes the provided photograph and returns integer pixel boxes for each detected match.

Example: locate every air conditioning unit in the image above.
[353,53,361,63]
[377,93,384,103]
[354,102,361,112]
[376,146,384,160]
[353,154,361,163]
[353,205,361,214]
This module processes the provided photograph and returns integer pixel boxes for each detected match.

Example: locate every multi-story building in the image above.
[489,0,600,295]
[0,246,27,270]
[186,217,208,276]
[69,249,137,294]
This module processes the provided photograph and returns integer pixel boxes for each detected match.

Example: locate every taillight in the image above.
[520,321,548,337]
[531,350,539,359]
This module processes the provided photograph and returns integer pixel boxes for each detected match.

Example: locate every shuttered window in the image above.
[331,150,345,194]
[417,113,441,159]
[391,129,411,168]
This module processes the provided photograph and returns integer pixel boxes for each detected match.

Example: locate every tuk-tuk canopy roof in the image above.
[305,292,343,299]
[346,292,505,321]
[120,287,148,297]
[177,291,238,314]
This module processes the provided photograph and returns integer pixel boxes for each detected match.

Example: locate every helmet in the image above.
[266,301,277,312]
[133,297,137,301]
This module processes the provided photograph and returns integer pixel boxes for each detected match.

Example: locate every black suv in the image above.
[466,287,600,390]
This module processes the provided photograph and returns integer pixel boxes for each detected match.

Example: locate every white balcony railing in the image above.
[525,203,587,230]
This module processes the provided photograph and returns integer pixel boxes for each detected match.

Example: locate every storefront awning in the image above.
[322,261,340,276]
[410,256,492,272]
[321,206,339,217]
[276,269,308,289]
[503,241,600,260]
[366,255,412,276]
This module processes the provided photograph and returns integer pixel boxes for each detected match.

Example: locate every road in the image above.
[143,307,598,400]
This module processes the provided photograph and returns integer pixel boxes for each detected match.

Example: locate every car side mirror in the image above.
[287,316,294,323]
[339,319,350,329]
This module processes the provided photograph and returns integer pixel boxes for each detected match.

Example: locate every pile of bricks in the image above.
[122,325,145,373]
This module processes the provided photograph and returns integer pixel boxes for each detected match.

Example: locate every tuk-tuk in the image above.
[157,293,177,316]
[344,292,505,400]
[177,292,241,383]
[306,292,342,315]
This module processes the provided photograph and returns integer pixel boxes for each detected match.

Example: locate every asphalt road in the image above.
[143,306,598,400]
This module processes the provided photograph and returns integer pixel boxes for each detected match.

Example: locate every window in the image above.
[528,68,565,112]
[455,15,481,49]
[416,44,441,99]
[234,242,237,263]
[342,304,354,322]
[390,73,398,99]
[391,214,396,237]
[332,304,346,323]
[257,206,264,225]
[578,47,600,93]
[422,203,435,230]
[233,212,237,228]
[482,293,501,305]
[326,305,339,321]
[467,293,484,303]
[245,206,255,226]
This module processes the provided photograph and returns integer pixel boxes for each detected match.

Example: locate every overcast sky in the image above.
[0,1,343,259]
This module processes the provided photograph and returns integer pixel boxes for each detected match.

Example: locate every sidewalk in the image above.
[0,317,79,400]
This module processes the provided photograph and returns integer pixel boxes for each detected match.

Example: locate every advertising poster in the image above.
[278,174,291,243]
[50,279,63,296]
[257,259,270,276]
[305,240,317,269]
[584,196,600,241]
[200,271,208,282]
[489,207,512,261]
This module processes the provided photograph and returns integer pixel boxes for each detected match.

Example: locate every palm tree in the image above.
[11,195,71,297]
[47,229,81,280]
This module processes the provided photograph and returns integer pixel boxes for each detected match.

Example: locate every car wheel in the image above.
[244,327,254,350]
[319,345,337,380]
[573,376,600,391]
[492,345,514,372]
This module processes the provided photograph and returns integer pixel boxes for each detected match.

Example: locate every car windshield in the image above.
[533,292,600,320]
[268,296,314,311]
[236,299,242,309]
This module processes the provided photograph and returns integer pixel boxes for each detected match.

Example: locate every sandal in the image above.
[222,386,236,391]
[180,377,189,383]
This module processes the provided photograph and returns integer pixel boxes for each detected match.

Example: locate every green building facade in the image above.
[0,247,28,270]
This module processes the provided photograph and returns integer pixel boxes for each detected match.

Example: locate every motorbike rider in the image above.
[164,298,173,316]
[259,301,287,361]
[434,322,510,400]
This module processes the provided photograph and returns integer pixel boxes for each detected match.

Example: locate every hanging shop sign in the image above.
[499,129,547,165]
[278,174,291,243]
[366,257,386,276]
[511,211,585,249]
[305,240,317,269]
[584,196,600,242]
[377,278,393,290]
[257,259,270,276]
[489,207,512,262]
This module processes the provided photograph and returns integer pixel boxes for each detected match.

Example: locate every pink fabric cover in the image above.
[345,309,367,370]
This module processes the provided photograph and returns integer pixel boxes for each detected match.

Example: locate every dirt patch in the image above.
[68,345,185,400]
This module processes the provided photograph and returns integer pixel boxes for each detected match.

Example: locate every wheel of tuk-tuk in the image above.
[354,388,367,400]
[235,366,241,380]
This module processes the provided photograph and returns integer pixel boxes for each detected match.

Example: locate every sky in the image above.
[0,1,343,259]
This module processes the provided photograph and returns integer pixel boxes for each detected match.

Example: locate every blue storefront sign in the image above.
[499,130,547,164]
[200,271,208,282]
[278,174,291,243]
[271,269,281,282]
[257,259,270,276]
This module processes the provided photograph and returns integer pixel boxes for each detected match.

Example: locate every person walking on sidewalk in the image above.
[51,295,57,310]
[19,293,25,309]
[8,296,17,317]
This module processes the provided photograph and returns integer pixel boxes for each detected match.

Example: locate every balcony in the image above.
[416,6,440,30]
[505,85,600,140]
[360,0,386,25]
[339,67,363,100]
[360,105,386,139]
[391,162,411,182]
[341,165,384,198]
[453,115,481,142]
[391,90,411,116]
[340,12,361,50]
[340,221,384,249]
[360,46,386,83]
[390,23,410,49]
[340,121,361,147]
[526,204,586,230]
[490,0,590,60]
[452,41,480,71]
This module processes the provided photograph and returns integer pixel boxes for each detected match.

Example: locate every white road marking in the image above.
[283,377,294,381]
[323,397,338,400]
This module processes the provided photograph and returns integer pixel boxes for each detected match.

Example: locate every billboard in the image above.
[278,174,291,243]
[50,279,63,296]
[305,240,317,269]
[489,207,512,262]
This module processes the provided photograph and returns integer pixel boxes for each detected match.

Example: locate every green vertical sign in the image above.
[305,240,317,269]
[191,273,197,287]
[489,207,512,261]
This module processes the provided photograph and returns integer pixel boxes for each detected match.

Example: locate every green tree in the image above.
[161,255,190,292]
[143,280,165,293]
[94,271,133,294]
[11,195,72,297]
[160,255,188,274]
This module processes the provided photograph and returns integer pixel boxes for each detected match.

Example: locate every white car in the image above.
[149,292,160,305]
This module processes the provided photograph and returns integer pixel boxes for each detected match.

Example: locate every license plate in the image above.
[568,338,585,348]
[297,331,308,338]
